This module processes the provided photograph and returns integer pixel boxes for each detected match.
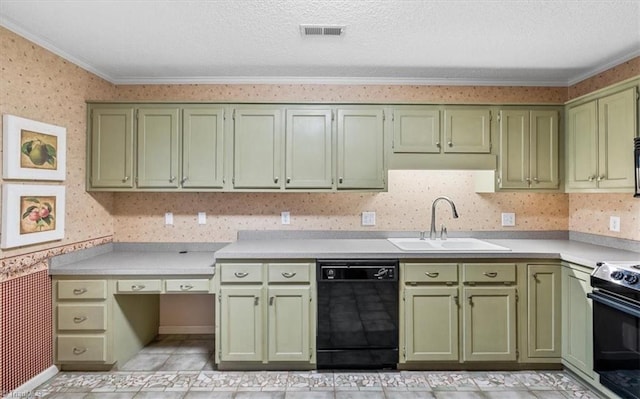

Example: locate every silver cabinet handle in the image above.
[447,141,453,147]
[269,297,275,306]
[525,177,531,183]
[234,272,249,278]
[483,272,498,278]
[73,316,87,323]
[72,288,87,295]
[122,176,129,183]
[588,175,596,182]
[181,177,188,185]
[131,284,145,291]
[597,175,605,181]
[533,177,539,183]
[274,176,279,183]
[339,177,343,184]
[180,284,193,291]
[435,141,441,148]
[254,297,259,306]
[73,347,87,355]
[169,176,176,182]
[286,177,291,183]
[282,272,296,278]
[425,272,440,278]
[454,295,459,305]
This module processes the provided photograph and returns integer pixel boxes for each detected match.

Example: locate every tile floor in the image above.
[27,335,606,399]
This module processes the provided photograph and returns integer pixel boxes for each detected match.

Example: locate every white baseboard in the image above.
[158,325,214,335]
[5,365,59,398]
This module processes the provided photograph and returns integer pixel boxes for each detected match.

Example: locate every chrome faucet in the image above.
[430,196,459,240]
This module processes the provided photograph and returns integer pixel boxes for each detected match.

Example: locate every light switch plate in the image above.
[198,212,206,225]
[501,212,515,227]
[281,211,290,225]
[165,212,173,225]
[362,211,376,226]
[609,216,620,232]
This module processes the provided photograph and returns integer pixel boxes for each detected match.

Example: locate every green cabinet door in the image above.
[597,88,636,189]
[392,108,441,153]
[182,107,225,188]
[137,107,180,188]
[530,110,559,189]
[267,286,311,362]
[499,110,529,188]
[567,101,599,189]
[443,108,491,153]
[90,106,134,188]
[404,286,459,361]
[526,264,561,359]
[462,287,517,361]
[219,286,263,362]
[233,108,283,189]
[561,265,594,378]
[336,108,385,189]
[285,109,333,189]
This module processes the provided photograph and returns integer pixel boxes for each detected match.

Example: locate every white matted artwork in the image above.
[2,114,66,180]
[1,184,66,249]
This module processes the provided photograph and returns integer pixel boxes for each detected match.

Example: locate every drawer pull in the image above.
[131,284,146,291]
[281,272,297,278]
[483,272,498,278]
[72,288,87,295]
[425,272,440,278]
[72,347,87,355]
[73,316,87,323]
[234,272,249,278]
[180,284,193,291]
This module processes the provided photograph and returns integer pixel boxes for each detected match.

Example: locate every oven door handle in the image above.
[587,291,640,318]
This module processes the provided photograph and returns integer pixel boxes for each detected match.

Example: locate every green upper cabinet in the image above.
[285,109,333,189]
[392,108,441,153]
[89,106,135,188]
[567,86,637,191]
[336,108,385,189]
[499,109,559,189]
[233,107,284,189]
[137,107,180,188]
[443,108,491,153]
[182,107,225,188]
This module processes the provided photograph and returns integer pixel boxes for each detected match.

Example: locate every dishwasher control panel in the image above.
[317,260,398,281]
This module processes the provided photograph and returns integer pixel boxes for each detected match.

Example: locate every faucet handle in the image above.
[440,224,447,240]
[419,231,426,240]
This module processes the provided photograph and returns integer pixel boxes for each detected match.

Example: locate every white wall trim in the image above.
[4,365,59,399]
[158,325,214,335]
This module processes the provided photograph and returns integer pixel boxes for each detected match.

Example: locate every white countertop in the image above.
[49,238,639,276]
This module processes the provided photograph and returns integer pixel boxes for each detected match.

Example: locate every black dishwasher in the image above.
[316,259,399,369]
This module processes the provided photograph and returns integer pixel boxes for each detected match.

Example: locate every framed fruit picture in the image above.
[2,114,66,180]
[1,184,66,248]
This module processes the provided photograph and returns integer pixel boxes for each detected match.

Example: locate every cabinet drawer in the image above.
[57,304,106,331]
[57,335,106,362]
[462,263,516,283]
[165,279,211,293]
[268,263,311,283]
[116,279,162,293]
[404,263,458,284]
[220,263,263,283]
[57,280,107,300]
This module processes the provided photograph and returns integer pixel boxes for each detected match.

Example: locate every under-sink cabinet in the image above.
[399,261,561,367]
[215,262,316,369]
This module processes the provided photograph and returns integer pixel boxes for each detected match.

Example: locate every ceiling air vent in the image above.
[300,24,346,37]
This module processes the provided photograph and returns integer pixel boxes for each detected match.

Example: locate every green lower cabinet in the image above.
[462,287,517,362]
[404,286,459,361]
[526,264,561,359]
[267,286,311,362]
[561,264,594,378]
[219,286,263,362]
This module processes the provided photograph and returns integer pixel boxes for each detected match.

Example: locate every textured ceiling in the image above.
[1,0,639,86]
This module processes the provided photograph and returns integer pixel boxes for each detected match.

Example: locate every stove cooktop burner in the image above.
[592,261,640,293]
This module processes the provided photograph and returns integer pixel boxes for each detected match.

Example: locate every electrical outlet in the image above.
[165,212,173,225]
[198,212,206,225]
[609,216,621,232]
[362,211,376,226]
[281,211,291,225]
[501,212,515,227]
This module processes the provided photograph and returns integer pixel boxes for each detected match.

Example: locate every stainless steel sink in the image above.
[387,237,511,252]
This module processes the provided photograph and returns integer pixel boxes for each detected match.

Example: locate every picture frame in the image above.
[2,114,66,180]
[1,184,66,249]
